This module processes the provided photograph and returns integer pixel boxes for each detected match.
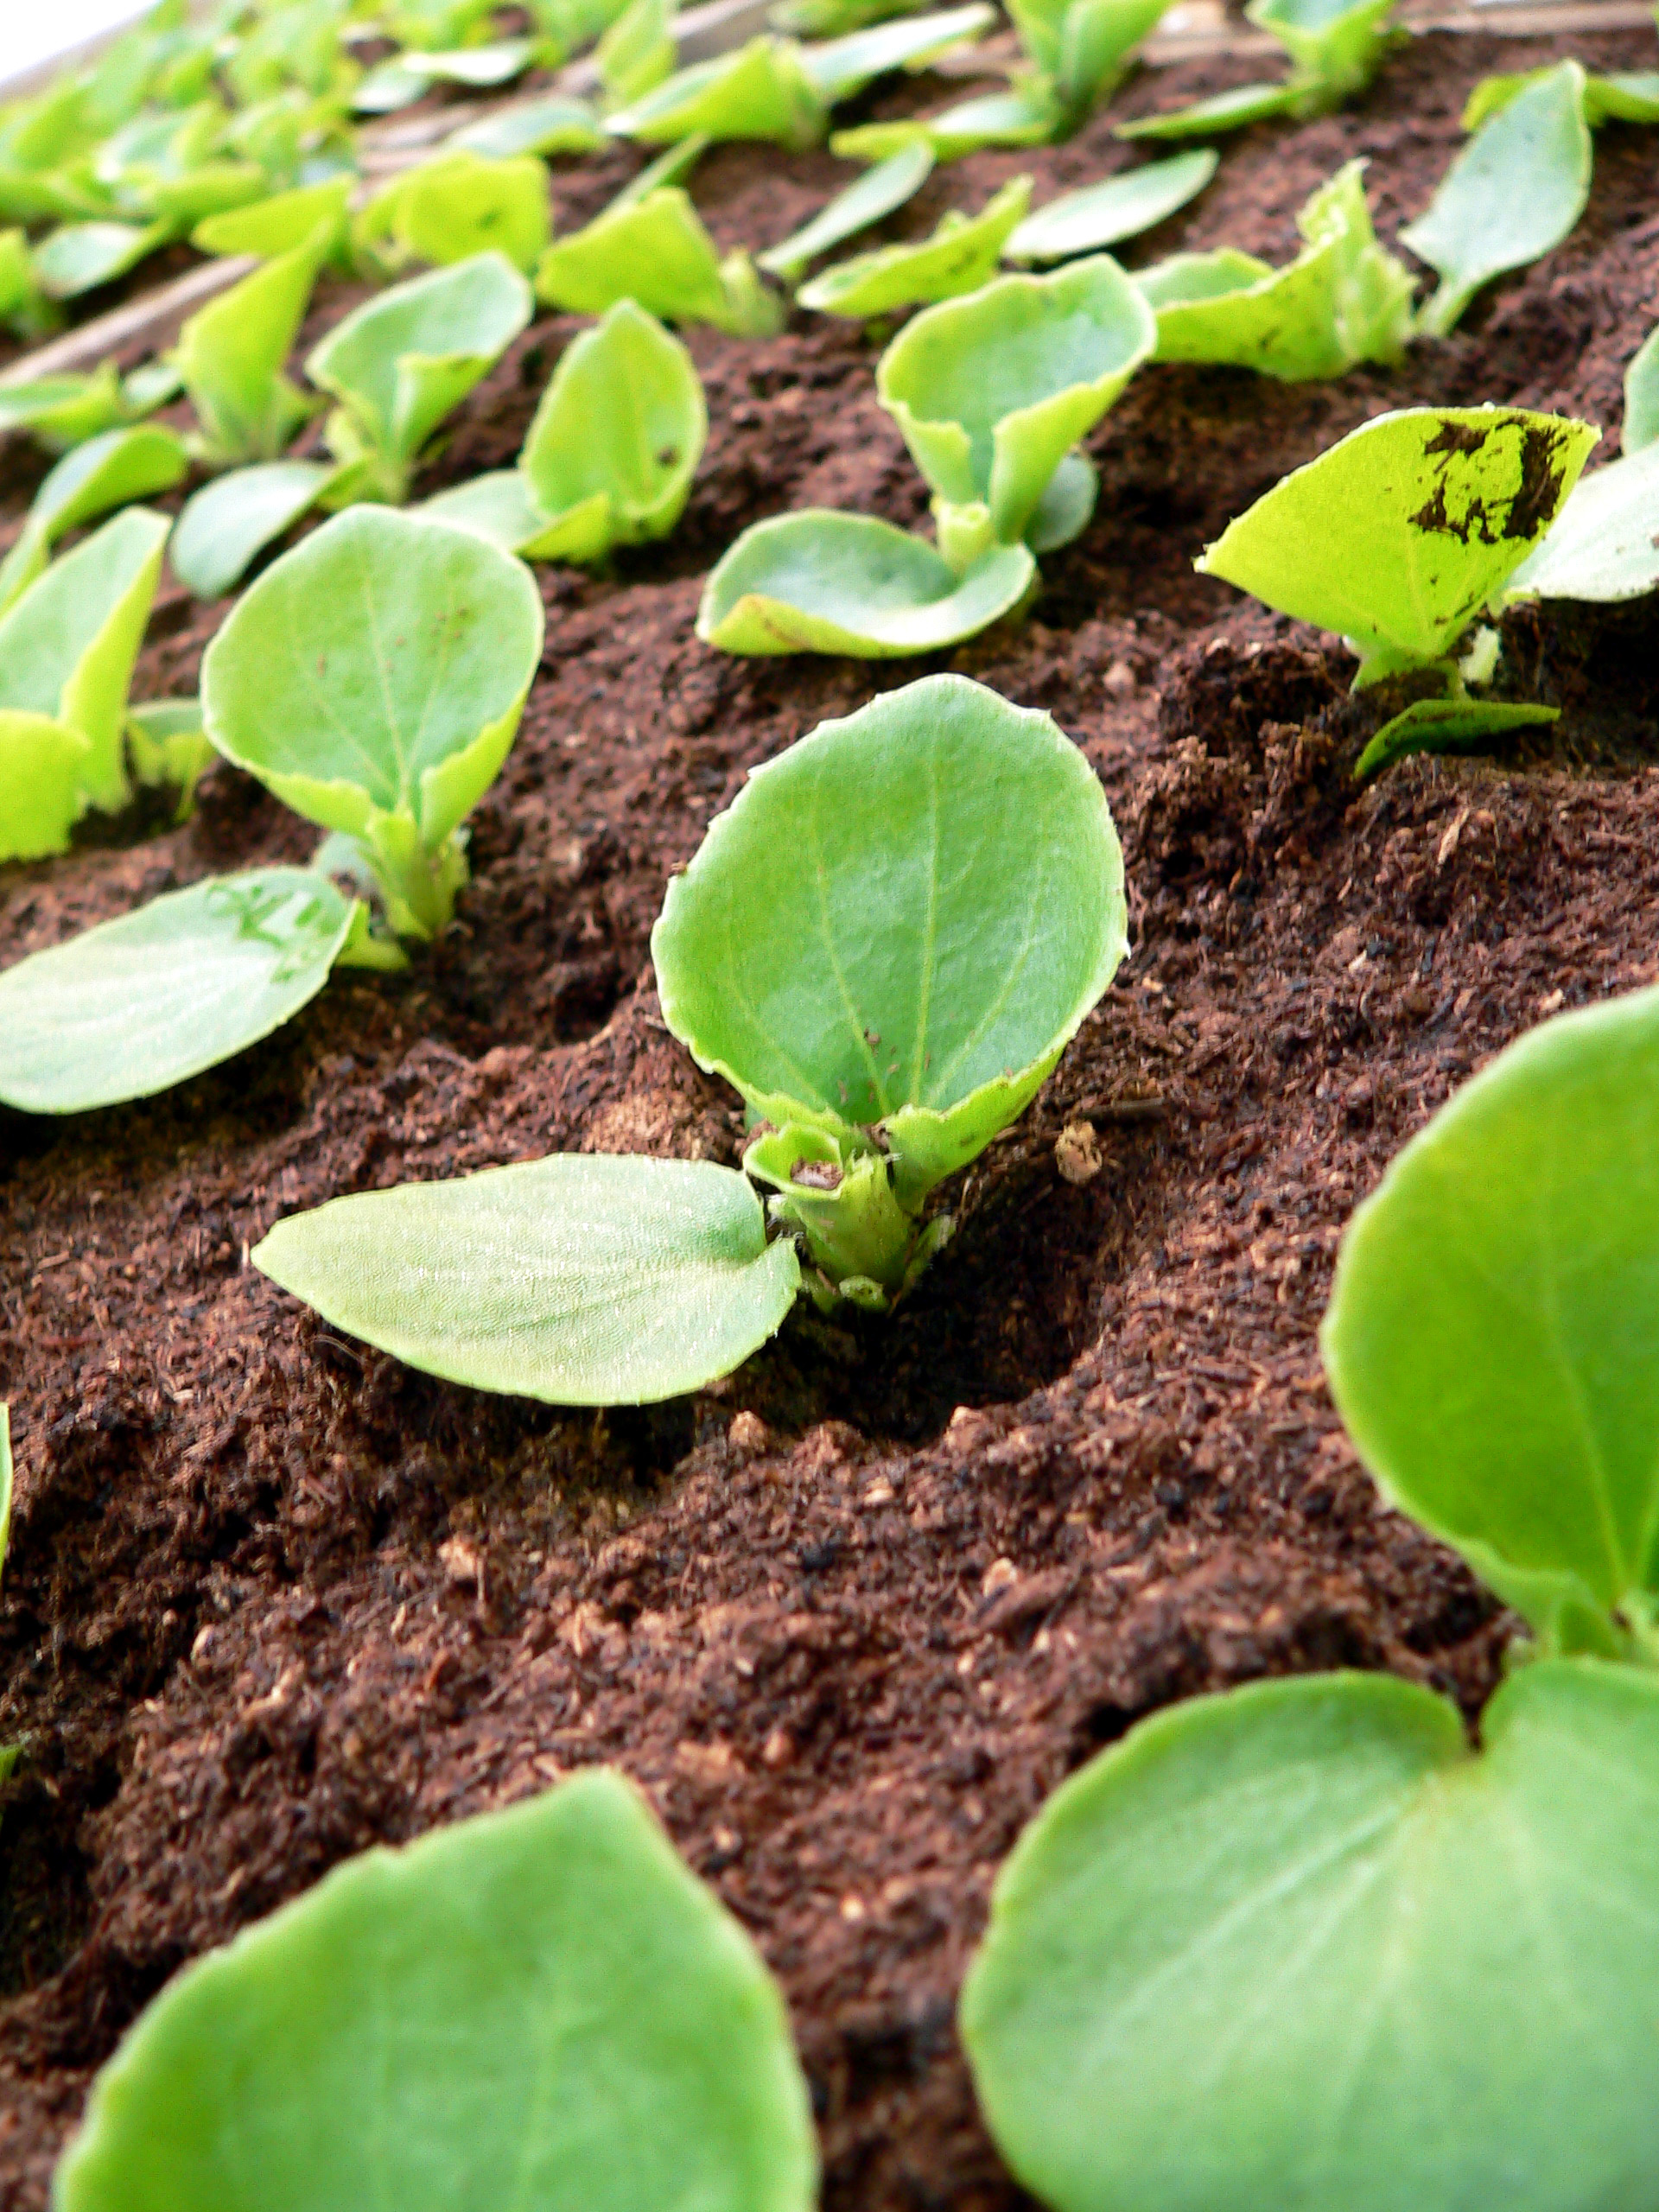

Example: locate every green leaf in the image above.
[1197,406,1597,689]
[55,1770,819,2211]
[519,298,706,551]
[1246,0,1397,103]
[0,367,135,453]
[606,132,710,213]
[201,507,544,938]
[419,471,565,556]
[652,671,1128,1251]
[1402,60,1592,337]
[1005,149,1217,261]
[0,423,187,617]
[128,696,214,817]
[443,92,606,157]
[174,230,326,467]
[1353,695,1559,779]
[0,226,54,339]
[758,142,933,280]
[604,36,828,147]
[0,712,90,861]
[1624,321,1659,453]
[1007,0,1171,117]
[171,459,334,600]
[0,868,358,1115]
[353,59,433,113]
[257,1154,803,1403]
[831,87,1057,162]
[1116,78,1299,137]
[307,252,535,501]
[1586,67,1659,123]
[797,174,1030,316]
[356,151,552,275]
[963,1659,1659,2212]
[400,37,537,83]
[597,0,679,106]
[534,188,782,335]
[696,509,1035,655]
[1503,442,1659,606]
[0,505,169,815]
[877,252,1154,556]
[1134,158,1413,380]
[192,175,353,261]
[34,219,168,300]
[798,3,995,100]
[1323,983,1659,1644]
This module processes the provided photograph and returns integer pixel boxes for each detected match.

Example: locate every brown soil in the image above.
[3,22,1658,2205]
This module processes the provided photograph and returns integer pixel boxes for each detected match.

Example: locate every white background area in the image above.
[0,1,157,89]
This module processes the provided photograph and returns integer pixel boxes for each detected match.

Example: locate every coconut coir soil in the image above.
[2,23,1658,2204]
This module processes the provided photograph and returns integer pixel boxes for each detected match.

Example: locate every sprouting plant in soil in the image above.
[963,983,1659,2212]
[169,219,329,467]
[1001,0,1174,136]
[253,675,1128,1403]
[1196,404,1598,774]
[422,298,706,563]
[1003,149,1216,264]
[1118,0,1401,137]
[353,148,552,276]
[55,1771,818,2212]
[0,359,179,455]
[797,175,1030,317]
[875,252,1155,568]
[0,423,185,615]
[535,186,782,334]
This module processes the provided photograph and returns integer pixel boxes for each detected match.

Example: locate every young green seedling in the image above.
[192,173,354,263]
[1003,149,1217,264]
[443,90,607,158]
[1198,405,1596,770]
[0,359,177,454]
[963,986,1659,2212]
[354,37,537,112]
[0,868,383,1115]
[1463,60,1659,130]
[0,505,169,854]
[697,510,1036,655]
[877,252,1155,567]
[202,506,544,939]
[798,175,1030,317]
[54,1771,819,2212]
[0,423,186,617]
[1133,160,1413,381]
[758,142,935,283]
[831,87,1057,162]
[353,149,552,275]
[34,218,171,300]
[0,227,54,339]
[306,251,535,505]
[597,0,678,107]
[1402,60,1591,336]
[171,222,328,466]
[125,696,214,819]
[254,676,1126,1399]
[422,299,706,563]
[1118,0,1397,136]
[535,187,781,334]
[1005,0,1173,131]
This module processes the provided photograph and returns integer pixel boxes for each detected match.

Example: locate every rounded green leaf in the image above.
[652,672,1127,1197]
[306,251,534,471]
[798,175,1030,317]
[1353,695,1558,779]
[420,468,562,556]
[1402,60,1592,336]
[171,458,333,600]
[55,1769,819,2212]
[1006,150,1217,262]
[0,710,90,861]
[604,36,827,148]
[255,1154,803,1404]
[1114,78,1297,137]
[201,507,543,894]
[696,509,1035,656]
[1197,406,1598,688]
[362,152,552,275]
[1323,984,1659,1642]
[534,188,738,330]
[34,218,167,300]
[0,868,356,1115]
[963,1658,1659,2212]
[403,36,537,83]
[521,299,706,550]
[1503,442,1659,606]
[758,141,934,282]
[831,88,1057,162]
[799,4,995,101]
[877,254,1154,543]
[192,176,353,260]
[444,93,606,158]
[31,423,187,540]
[0,369,130,453]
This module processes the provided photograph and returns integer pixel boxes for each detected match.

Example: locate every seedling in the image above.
[758,142,935,283]
[877,253,1155,567]
[201,506,544,939]
[0,359,178,454]
[254,676,1126,1400]
[0,423,186,617]
[192,174,353,263]
[354,37,536,112]
[34,218,170,300]
[353,149,552,275]
[832,89,1057,162]
[535,187,781,334]
[55,1772,818,2212]
[963,986,1659,2212]
[597,0,678,105]
[1005,0,1173,132]
[125,696,214,819]
[1004,149,1217,263]
[1118,0,1398,136]
[422,299,706,563]
[443,92,607,158]
[1133,160,1413,382]
[0,227,54,340]
[697,511,1036,655]
[1402,60,1591,336]
[1197,406,1596,770]
[798,175,1030,317]
[171,223,327,466]
[0,505,169,856]
[306,251,535,505]
[0,868,380,1115]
